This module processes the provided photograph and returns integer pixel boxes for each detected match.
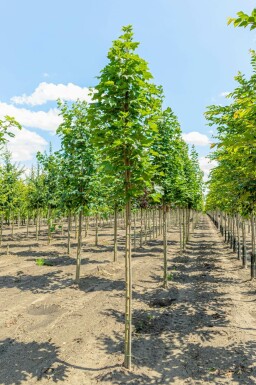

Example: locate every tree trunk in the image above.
[152,209,155,239]
[114,207,118,262]
[124,197,132,369]
[182,208,185,251]
[179,208,182,252]
[242,219,247,268]
[67,212,71,255]
[0,215,3,246]
[144,209,148,243]
[11,213,14,238]
[149,209,152,240]
[186,208,190,243]
[95,213,98,246]
[26,213,29,238]
[236,215,240,260]
[163,203,168,288]
[36,207,39,241]
[140,207,143,248]
[133,210,136,249]
[74,214,78,239]
[250,215,255,280]
[158,207,161,236]
[75,210,83,283]
[48,207,52,245]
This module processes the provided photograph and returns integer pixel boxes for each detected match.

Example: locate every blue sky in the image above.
[0,0,255,178]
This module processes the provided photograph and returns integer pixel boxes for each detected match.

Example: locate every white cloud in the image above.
[182,131,210,146]
[0,102,62,133]
[199,157,217,182]
[6,127,48,162]
[11,82,92,106]
[220,91,230,97]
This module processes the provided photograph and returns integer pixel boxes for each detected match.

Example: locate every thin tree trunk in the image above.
[179,208,182,252]
[0,215,3,246]
[182,208,185,250]
[48,207,52,245]
[11,213,14,238]
[114,207,118,262]
[152,209,155,239]
[144,209,148,243]
[242,219,247,268]
[163,203,168,288]
[186,208,190,243]
[36,207,39,241]
[124,195,132,369]
[133,211,136,249]
[67,212,71,255]
[158,207,161,236]
[236,215,241,260]
[250,215,255,280]
[148,209,152,240]
[74,214,78,239]
[140,207,143,248]
[26,213,29,238]
[75,210,83,283]
[95,213,98,246]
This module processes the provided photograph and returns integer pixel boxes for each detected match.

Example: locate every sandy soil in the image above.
[0,215,255,385]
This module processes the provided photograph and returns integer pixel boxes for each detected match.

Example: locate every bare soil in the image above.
[0,215,255,384]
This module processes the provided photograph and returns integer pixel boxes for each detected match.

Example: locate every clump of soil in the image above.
[149,297,176,308]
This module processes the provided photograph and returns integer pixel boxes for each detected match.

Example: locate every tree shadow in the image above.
[95,216,256,384]
[0,271,72,293]
[0,339,68,384]
[78,275,125,293]
[0,338,120,385]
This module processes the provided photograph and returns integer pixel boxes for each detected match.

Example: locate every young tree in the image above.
[37,146,62,244]
[152,107,183,287]
[57,100,97,282]
[89,25,162,369]
[205,52,256,278]
[0,150,24,235]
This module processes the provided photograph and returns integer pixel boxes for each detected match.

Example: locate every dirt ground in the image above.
[0,215,255,385]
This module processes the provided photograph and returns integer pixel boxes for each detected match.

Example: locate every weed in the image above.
[36,258,45,266]
[36,258,54,266]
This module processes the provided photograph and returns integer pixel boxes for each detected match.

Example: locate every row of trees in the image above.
[206,9,256,279]
[0,26,204,369]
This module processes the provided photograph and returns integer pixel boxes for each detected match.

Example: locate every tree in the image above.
[152,107,183,287]
[37,146,61,244]
[0,150,24,235]
[205,52,256,278]
[57,100,97,282]
[89,25,162,369]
